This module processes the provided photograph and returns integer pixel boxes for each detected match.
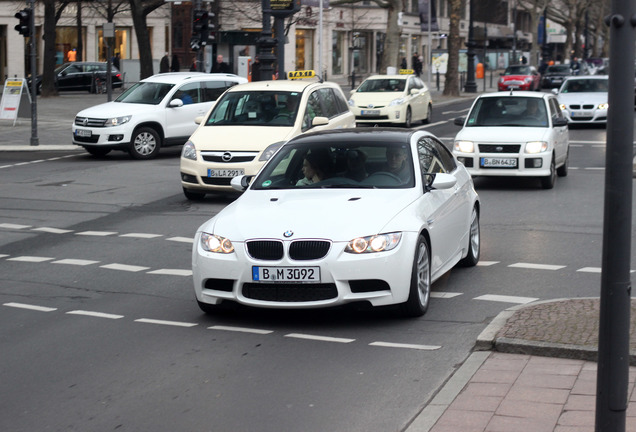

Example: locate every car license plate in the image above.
[75,129,92,137]
[207,169,244,178]
[252,266,321,283]
[361,109,380,116]
[480,157,518,168]
[572,111,592,117]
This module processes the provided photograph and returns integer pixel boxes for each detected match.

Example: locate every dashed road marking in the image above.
[134,318,198,327]
[369,341,441,350]
[4,302,57,312]
[147,269,192,276]
[167,236,194,244]
[477,261,499,266]
[209,325,274,335]
[508,262,566,271]
[0,223,31,229]
[8,256,54,262]
[66,310,124,319]
[76,231,118,237]
[432,292,462,299]
[578,267,602,273]
[100,263,150,272]
[32,227,73,234]
[120,233,163,239]
[474,294,538,304]
[285,333,355,343]
[52,259,100,266]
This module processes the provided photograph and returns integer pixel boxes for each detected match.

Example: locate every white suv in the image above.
[72,72,247,159]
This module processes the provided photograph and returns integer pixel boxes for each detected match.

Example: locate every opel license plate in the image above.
[480,157,517,168]
[252,266,321,283]
[208,168,244,178]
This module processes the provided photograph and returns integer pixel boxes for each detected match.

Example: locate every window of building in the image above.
[332,31,345,75]
[98,28,132,62]
[55,27,86,64]
[295,29,314,71]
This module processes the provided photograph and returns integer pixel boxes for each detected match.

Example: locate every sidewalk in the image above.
[408,298,636,432]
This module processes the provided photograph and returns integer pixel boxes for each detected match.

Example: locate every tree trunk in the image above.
[129,0,156,79]
[379,0,404,74]
[443,0,461,96]
[41,0,60,97]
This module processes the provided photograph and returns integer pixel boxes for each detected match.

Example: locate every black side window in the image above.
[331,88,350,114]
[317,88,339,118]
[417,137,457,175]
[202,80,231,102]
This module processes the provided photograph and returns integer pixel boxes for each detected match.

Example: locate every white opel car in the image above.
[72,72,247,159]
[552,76,609,125]
[192,128,480,317]
[453,91,569,189]
[180,73,356,199]
[348,73,432,128]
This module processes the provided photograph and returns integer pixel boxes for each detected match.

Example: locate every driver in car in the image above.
[385,147,411,181]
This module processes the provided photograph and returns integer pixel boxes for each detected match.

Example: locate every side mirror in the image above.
[551,88,559,95]
[230,175,253,192]
[424,173,457,191]
[553,117,568,127]
[454,116,466,126]
[410,88,419,95]
[194,116,203,125]
[169,99,184,108]
[311,116,329,127]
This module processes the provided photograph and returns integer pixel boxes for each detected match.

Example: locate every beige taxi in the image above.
[180,71,356,199]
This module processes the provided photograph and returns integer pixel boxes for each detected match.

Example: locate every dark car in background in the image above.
[541,65,572,89]
[31,62,123,94]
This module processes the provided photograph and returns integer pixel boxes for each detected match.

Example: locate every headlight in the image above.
[524,77,533,83]
[181,140,197,160]
[105,115,131,127]
[559,103,567,110]
[345,232,402,254]
[259,141,285,161]
[389,98,406,106]
[200,232,234,254]
[454,140,475,153]
[525,141,548,154]
[348,99,355,107]
[598,103,609,110]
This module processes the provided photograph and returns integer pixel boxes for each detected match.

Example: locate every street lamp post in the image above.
[464,0,477,92]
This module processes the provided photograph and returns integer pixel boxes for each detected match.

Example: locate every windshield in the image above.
[504,66,531,75]
[547,65,571,74]
[561,79,608,93]
[357,78,406,93]
[251,141,415,190]
[114,82,174,104]
[466,97,548,128]
[205,91,301,127]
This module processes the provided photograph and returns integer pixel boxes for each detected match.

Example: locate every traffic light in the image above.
[192,9,210,48]
[15,8,31,37]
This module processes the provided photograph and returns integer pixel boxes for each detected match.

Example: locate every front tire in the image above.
[404,107,412,128]
[459,206,480,267]
[183,188,206,201]
[129,127,161,160]
[540,155,556,189]
[400,235,431,317]
[424,103,432,124]
[557,150,569,177]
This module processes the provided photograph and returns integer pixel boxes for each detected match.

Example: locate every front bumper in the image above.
[454,150,553,177]
[352,105,407,125]
[180,156,266,193]
[71,123,132,147]
[192,232,416,309]
[562,108,607,124]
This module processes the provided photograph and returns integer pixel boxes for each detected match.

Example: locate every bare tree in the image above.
[128,0,166,79]
[443,0,462,96]
[40,0,72,97]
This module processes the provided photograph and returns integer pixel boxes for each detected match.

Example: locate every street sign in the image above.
[0,79,29,125]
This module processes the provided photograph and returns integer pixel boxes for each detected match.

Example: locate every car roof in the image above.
[563,75,608,81]
[363,75,412,80]
[141,72,245,85]
[226,79,339,93]
[477,91,550,100]
[287,127,431,146]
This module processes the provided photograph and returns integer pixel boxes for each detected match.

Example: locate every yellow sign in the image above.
[399,69,415,75]
[288,70,316,80]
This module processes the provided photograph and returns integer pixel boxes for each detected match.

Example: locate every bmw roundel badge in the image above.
[283,230,294,238]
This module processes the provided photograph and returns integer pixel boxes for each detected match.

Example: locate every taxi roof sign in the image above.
[288,70,316,80]
[399,69,415,75]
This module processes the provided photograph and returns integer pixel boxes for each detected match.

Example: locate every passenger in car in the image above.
[296,149,333,186]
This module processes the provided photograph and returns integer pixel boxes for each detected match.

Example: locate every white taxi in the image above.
[348,71,432,128]
[180,71,356,199]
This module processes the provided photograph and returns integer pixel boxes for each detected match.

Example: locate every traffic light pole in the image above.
[28,0,38,146]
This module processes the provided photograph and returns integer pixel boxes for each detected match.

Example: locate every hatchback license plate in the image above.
[76,129,92,137]
[252,266,321,283]
[208,168,244,178]
[480,157,517,168]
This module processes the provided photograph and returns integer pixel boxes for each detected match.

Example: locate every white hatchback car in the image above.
[348,74,432,128]
[180,74,356,199]
[72,72,247,159]
[453,91,569,189]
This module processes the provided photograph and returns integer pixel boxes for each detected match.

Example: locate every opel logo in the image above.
[222,151,233,162]
[82,118,88,126]
[283,230,293,238]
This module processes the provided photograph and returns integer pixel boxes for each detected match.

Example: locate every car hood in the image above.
[501,75,533,81]
[198,189,418,241]
[455,126,553,143]
[350,92,407,106]
[76,101,162,118]
[191,126,296,151]
[557,92,608,105]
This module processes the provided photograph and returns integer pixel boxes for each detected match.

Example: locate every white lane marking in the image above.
[3,302,57,312]
[474,294,538,304]
[441,108,470,115]
[100,263,150,272]
[285,333,355,343]
[119,233,163,239]
[584,167,604,171]
[420,120,448,128]
[209,325,274,335]
[0,223,31,229]
[431,292,462,299]
[0,254,9,259]
[134,318,198,327]
[508,262,566,271]
[8,256,54,263]
[66,310,124,319]
[76,231,118,236]
[369,341,441,350]
[52,259,100,266]
[477,261,499,266]
[32,227,73,234]
[167,236,194,244]
[147,269,192,276]
[578,267,602,273]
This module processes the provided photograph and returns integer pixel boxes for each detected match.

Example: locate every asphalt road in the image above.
[1,98,634,432]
